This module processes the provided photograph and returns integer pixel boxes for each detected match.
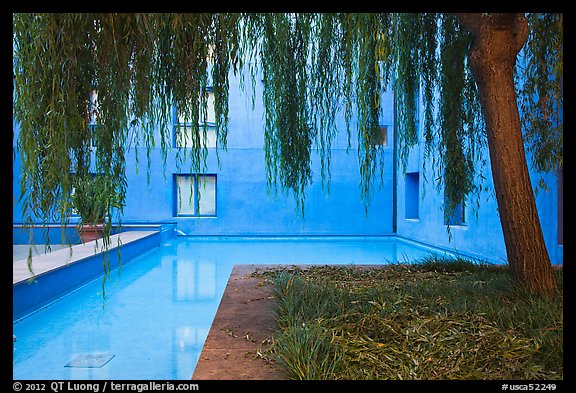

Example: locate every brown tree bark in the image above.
[456,13,557,296]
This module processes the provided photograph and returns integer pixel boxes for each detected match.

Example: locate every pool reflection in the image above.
[173,259,217,302]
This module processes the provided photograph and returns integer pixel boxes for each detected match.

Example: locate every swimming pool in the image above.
[13,236,454,380]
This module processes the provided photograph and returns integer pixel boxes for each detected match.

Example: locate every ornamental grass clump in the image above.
[268,255,563,380]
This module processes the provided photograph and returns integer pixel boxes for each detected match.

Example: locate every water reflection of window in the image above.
[173,326,208,380]
[198,261,216,298]
[174,326,200,351]
[173,259,217,302]
[176,260,195,301]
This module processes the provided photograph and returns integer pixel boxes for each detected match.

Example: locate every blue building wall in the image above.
[12,62,562,264]
[394,92,563,265]
[13,66,396,237]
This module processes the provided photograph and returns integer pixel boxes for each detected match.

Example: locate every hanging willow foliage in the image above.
[259,13,314,212]
[437,14,485,222]
[518,13,563,178]
[254,13,390,212]
[13,13,562,244]
[13,13,240,228]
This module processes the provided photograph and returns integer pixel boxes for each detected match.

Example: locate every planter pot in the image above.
[77,224,105,243]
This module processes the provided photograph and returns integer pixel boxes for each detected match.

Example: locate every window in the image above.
[86,90,98,147]
[174,88,217,148]
[405,172,419,220]
[378,125,388,145]
[444,194,466,226]
[371,125,388,146]
[89,89,98,126]
[558,167,563,245]
[174,174,216,217]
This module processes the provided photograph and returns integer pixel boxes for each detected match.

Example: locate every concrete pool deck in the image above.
[13,230,163,321]
[13,244,68,261]
[193,264,287,380]
[13,231,158,285]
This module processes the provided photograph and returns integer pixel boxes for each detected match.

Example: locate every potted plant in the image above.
[71,175,109,243]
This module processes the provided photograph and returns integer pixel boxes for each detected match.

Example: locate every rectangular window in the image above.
[174,88,217,148]
[444,196,466,226]
[405,172,419,219]
[378,125,388,146]
[370,125,388,146]
[174,125,217,148]
[89,90,98,126]
[174,174,217,217]
[558,167,563,245]
[86,90,98,147]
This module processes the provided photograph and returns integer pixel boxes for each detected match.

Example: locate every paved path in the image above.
[13,231,158,285]
[13,244,68,261]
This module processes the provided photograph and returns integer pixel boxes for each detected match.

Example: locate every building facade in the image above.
[12,64,563,265]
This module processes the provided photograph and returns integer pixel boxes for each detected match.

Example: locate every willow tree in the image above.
[13,13,562,296]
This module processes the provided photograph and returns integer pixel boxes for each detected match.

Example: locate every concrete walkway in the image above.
[192,264,286,380]
[13,244,68,261]
[13,231,158,285]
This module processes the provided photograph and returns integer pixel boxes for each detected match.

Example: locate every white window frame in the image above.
[173,88,217,148]
[174,174,217,217]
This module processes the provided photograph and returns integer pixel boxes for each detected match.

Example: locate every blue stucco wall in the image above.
[117,67,396,235]
[13,66,396,237]
[118,148,394,236]
[394,99,563,265]
[12,63,562,265]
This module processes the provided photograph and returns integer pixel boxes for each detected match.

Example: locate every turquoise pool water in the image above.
[13,236,452,380]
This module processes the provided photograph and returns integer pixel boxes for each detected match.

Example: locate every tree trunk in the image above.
[456,13,556,296]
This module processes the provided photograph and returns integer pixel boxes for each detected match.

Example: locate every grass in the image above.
[264,255,563,380]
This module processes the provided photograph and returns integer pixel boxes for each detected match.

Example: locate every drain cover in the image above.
[65,353,115,368]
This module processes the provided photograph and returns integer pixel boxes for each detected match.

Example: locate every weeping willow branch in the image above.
[518,13,563,177]
[13,12,563,252]
[260,13,313,214]
[438,14,478,224]
[355,13,385,210]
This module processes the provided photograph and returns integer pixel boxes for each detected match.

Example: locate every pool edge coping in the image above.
[13,231,159,285]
